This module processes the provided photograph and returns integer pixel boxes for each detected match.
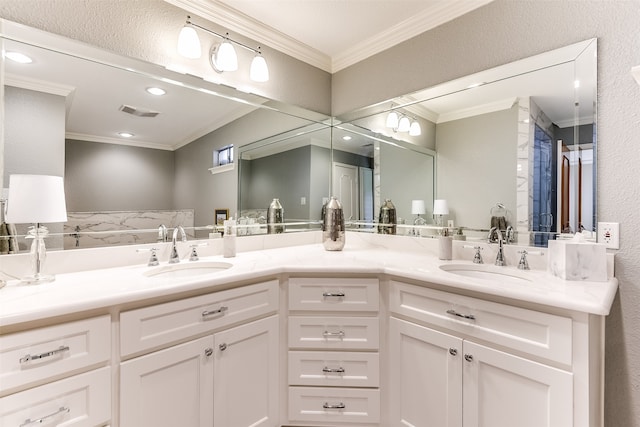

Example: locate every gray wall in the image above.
[65,140,174,212]
[4,87,65,181]
[333,2,640,425]
[436,106,517,230]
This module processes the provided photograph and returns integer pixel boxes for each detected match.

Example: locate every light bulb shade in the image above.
[386,111,399,129]
[409,120,422,136]
[177,25,201,59]
[411,200,426,215]
[6,174,67,224]
[433,199,449,215]
[250,54,269,82]
[212,41,238,72]
[398,116,411,132]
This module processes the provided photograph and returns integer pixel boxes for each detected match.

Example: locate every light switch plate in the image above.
[597,222,620,249]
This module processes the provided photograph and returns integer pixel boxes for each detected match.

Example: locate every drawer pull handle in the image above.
[446,309,476,321]
[20,406,70,427]
[322,330,345,338]
[323,402,346,410]
[322,292,345,298]
[202,306,228,318]
[19,345,70,364]
[322,366,345,374]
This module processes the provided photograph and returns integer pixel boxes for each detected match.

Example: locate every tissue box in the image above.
[547,240,608,282]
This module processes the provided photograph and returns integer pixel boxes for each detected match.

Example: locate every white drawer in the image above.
[0,315,110,395]
[288,386,380,424]
[288,316,379,350]
[389,281,573,365]
[289,351,379,387]
[0,367,111,426]
[121,280,278,357]
[289,277,379,312]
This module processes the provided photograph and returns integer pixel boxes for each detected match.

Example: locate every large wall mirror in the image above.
[336,38,597,247]
[1,20,329,252]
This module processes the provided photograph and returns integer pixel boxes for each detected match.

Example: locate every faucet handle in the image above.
[464,245,484,264]
[137,247,160,267]
[517,249,543,270]
[189,243,208,262]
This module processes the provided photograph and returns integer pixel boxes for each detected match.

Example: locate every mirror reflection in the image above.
[338,38,597,246]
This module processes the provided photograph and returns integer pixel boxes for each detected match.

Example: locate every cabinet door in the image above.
[462,341,573,427]
[389,318,462,427]
[120,336,214,427]
[213,315,279,427]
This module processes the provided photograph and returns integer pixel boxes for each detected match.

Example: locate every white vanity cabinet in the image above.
[119,281,279,427]
[0,315,112,426]
[287,277,380,426]
[388,280,602,427]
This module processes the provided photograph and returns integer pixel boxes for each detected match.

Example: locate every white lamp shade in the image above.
[411,200,426,215]
[250,54,269,82]
[215,41,238,71]
[177,25,201,59]
[409,120,422,136]
[398,116,411,132]
[386,111,399,129]
[433,199,449,215]
[6,174,68,224]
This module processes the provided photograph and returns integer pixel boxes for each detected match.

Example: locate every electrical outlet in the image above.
[597,222,620,249]
[300,196,306,206]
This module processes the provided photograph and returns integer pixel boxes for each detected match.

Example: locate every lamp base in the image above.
[19,273,55,285]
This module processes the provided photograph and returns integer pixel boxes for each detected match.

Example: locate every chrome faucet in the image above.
[157,224,168,243]
[169,226,186,264]
[488,227,505,266]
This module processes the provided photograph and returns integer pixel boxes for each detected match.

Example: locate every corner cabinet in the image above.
[388,280,603,427]
[119,280,279,427]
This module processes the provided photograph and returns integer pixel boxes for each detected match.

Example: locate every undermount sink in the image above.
[439,263,532,285]
[144,261,233,279]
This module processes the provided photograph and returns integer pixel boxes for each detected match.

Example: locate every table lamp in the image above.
[6,174,68,284]
[411,200,427,226]
[433,199,449,227]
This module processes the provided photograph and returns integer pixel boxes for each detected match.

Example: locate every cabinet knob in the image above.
[449,348,458,356]
[219,343,227,351]
[464,354,474,362]
[204,348,213,357]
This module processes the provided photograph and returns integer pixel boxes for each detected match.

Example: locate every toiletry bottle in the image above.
[438,228,453,260]
[223,218,236,258]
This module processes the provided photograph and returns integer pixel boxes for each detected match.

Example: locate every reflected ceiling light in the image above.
[177,18,202,59]
[574,80,581,88]
[146,87,166,96]
[386,111,399,129]
[118,132,134,138]
[342,135,352,141]
[5,51,33,64]
[398,116,411,132]
[250,49,269,82]
[409,120,422,136]
[179,16,269,82]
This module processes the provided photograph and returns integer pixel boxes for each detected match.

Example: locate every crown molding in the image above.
[166,0,492,73]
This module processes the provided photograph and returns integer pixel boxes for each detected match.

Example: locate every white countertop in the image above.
[0,232,618,329]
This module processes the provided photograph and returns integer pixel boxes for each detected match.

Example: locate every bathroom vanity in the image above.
[0,233,617,427]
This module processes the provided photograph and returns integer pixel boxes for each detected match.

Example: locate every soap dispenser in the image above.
[223,217,236,258]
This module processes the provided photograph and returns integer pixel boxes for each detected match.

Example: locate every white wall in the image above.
[334,2,640,425]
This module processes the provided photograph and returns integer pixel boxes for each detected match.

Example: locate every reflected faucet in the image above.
[169,226,186,264]
[157,224,168,243]
[488,227,505,266]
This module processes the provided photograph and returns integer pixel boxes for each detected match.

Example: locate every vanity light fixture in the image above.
[386,111,399,129]
[178,16,269,82]
[386,108,421,136]
[177,20,202,59]
[146,87,166,96]
[6,174,68,284]
[409,120,422,136]
[5,51,33,64]
[397,116,411,132]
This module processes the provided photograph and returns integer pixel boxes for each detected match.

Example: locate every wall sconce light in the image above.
[178,16,269,82]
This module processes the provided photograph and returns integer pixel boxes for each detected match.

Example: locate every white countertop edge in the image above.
[0,242,618,329]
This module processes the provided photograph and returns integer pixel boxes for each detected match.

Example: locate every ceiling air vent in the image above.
[119,104,160,118]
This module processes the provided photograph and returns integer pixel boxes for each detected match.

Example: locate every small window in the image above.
[214,145,233,167]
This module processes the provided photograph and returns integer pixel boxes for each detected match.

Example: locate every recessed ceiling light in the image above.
[146,87,166,96]
[5,51,33,64]
[342,136,352,141]
[118,132,134,138]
